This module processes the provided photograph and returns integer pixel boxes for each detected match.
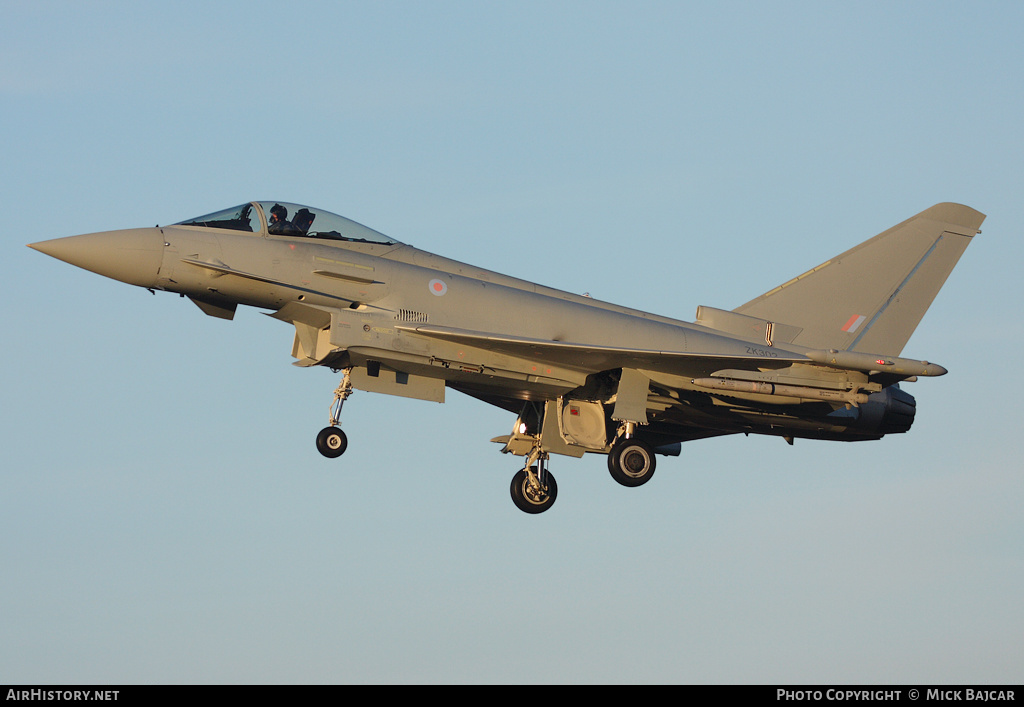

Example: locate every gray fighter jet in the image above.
[28,201,983,513]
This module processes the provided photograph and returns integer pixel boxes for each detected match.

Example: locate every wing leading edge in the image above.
[394,323,809,377]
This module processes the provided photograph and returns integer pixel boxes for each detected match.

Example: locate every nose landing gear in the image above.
[317,368,353,459]
[316,426,348,458]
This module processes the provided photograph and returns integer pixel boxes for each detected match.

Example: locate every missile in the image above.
[805,349,947,377]
[691,377,870,405]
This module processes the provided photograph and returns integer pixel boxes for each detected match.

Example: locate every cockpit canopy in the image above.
[174,202,402,245]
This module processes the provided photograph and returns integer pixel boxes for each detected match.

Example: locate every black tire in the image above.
[510,467,557,514]
[316,426,348,458]
[608,439,656,487]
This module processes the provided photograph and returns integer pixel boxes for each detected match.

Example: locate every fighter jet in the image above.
[28,200,983,513]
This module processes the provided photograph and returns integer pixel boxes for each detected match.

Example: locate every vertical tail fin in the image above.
[734,203,984,355]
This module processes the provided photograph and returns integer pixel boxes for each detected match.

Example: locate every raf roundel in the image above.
[428,278,448,296]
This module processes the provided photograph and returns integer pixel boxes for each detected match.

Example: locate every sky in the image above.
[2,1,1022,684]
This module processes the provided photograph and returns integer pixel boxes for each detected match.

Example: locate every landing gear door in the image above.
[611,368,650,425]
[558,399,609,451]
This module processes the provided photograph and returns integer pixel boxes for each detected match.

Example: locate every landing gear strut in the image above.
[510,454,557,514]
[507,438,557,513]
[317,368,353,459]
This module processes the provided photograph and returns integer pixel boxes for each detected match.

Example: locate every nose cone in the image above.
[28,228,164,289]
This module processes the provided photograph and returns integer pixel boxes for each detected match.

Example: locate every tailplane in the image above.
[734,203,984,355]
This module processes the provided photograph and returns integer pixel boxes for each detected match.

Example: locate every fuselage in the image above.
[38,212,787,364]
[28,201,919,447]
[28,199,984,514]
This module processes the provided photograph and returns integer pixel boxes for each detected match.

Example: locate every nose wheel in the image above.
[317,368,353,459]
[316,426,348,458]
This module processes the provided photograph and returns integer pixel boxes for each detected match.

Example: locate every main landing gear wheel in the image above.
[510,467,557,514]
[316,426,348,458]
[608,439,656,487]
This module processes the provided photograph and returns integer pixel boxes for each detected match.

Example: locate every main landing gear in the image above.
[607,434,656,487]
[317,368,353,459]
[510,446,557,514]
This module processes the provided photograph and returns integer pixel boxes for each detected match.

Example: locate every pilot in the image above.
[268,203,301,235]
[293,208,315,235]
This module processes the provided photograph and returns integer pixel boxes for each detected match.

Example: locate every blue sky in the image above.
[3,1,1022,683]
